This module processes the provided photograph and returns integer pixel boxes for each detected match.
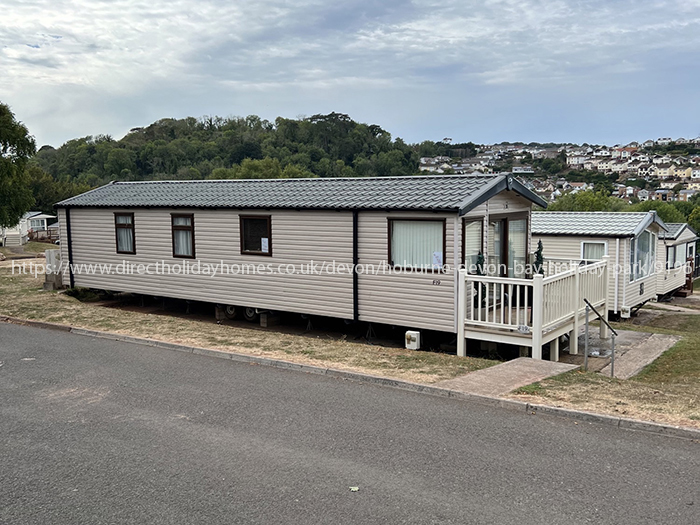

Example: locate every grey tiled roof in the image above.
[56,174,545,214]
[532,211,662,237]
[659,223,697,240]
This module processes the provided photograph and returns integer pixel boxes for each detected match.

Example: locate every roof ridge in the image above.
[111,173,503,185]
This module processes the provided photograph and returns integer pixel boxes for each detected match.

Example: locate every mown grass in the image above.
[511,312,700,428]
[0,267,497,383]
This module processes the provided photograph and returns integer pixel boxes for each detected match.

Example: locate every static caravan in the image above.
[56,174,548,335]
[531,211,667,318]
[657,223,698,297]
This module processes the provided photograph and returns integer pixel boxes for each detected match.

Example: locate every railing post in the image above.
[531,274,544,360]
[457,269,466,357]
[600,256,610,339]
[570,263,580,355]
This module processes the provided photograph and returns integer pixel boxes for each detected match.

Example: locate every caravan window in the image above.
[240,216,272,255]
[171,214,195,258]
[389,219,445,270]
[582,242,606,261]
[114,213,135,254]
[666,246,676,270]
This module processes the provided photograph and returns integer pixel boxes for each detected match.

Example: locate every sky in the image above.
[1,0,700,148]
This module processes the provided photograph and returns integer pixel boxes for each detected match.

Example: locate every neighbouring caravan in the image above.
[55,174,546,335]
[531,211,667,317]
[657,223,698,297]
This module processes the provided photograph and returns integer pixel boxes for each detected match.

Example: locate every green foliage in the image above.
[0,102,36,227]
[33,113,421,191]
[547,190,628,212]
[628,200,686,223]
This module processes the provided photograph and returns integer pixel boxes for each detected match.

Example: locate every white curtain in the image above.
[583,242,605,261]
[391,220,443,269]
[464,220,482,270]
[117,228,134,253]
[174,230,193,257]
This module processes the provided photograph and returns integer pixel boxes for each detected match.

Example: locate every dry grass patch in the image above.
[511,312,700,429]
[0,268,496,384]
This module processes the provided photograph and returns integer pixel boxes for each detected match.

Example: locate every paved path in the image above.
[600,333,681,379]
[2,324,698,525]
[434,357,579,396]
[646,302,700,314]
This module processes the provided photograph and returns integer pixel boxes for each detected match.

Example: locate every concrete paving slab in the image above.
[600,333,681,379]
[434,357,579,396]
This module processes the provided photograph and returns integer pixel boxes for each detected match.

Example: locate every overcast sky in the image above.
[2,0,699,148]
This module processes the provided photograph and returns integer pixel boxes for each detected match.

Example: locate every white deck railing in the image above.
[457,256,609,360]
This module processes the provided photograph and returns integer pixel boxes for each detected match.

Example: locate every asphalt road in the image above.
[0,324,698,524]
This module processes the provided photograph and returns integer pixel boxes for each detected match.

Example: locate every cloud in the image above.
[1,0,699,146]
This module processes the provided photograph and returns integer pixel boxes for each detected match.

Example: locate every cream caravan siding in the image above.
[656,231,694,295]
[535,234,637,313]
[65,208,355,318]
[57,208,70,287]
[355,192,532,333]
[356,211,455,332]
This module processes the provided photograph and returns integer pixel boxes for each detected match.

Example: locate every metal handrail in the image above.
[583,298,617,377]
[583,298,617,336]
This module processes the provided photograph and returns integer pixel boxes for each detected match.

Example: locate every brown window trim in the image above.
[114,212,136,255]
[462,217,485,272]
[171,213,196,259]
[387,218,447,273]
[240,215,272,256]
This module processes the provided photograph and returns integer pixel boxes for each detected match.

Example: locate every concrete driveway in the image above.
[1,323,698,524]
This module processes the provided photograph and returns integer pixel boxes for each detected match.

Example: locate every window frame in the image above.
[171,213,195,259]
[239,215,272,256]
[114,212,136,255]
[387,218,446,272]
[580,241,607,261]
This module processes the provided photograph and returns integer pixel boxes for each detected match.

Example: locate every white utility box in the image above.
[405,330,421,350]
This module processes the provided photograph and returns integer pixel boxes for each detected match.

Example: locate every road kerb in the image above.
[2,316,699,441]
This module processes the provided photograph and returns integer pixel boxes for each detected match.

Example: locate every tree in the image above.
[547,190,628,212]
[0,103,36,227]
[628,200,686,223]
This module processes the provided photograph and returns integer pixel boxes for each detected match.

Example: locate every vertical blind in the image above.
[464,220,482,271]
[507,219,527,278]
[488,221,502,274]
[391,220,443,269]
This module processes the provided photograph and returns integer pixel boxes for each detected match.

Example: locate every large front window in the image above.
[389,219,445,270]
[630,230,655,281]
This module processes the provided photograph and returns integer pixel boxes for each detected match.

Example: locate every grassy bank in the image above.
[511,311,700,429]
[0,266,496,383]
